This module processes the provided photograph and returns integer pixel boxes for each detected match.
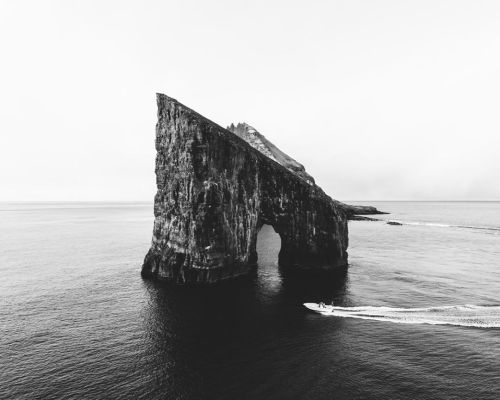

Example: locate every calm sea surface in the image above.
[1,201,499,399]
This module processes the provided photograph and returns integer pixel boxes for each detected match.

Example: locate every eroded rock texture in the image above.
[142,94,353,284]
[227,123,315,184]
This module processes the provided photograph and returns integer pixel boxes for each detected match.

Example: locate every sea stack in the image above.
[142,94,377,284]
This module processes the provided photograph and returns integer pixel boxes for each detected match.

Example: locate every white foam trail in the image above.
[386,220,500,233]
[319,305,500,328]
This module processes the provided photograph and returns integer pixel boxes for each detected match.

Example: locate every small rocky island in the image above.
[142,94,384,284]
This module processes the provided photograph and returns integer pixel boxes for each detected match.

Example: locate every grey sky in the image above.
[1,0,499,201]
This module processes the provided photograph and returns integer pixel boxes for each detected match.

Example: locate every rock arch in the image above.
[142,94,349,284]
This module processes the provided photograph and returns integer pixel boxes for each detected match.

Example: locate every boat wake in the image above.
[386,219,500,233]
[304,304,500,328]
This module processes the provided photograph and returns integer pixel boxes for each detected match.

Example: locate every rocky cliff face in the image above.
[142,94,351,284]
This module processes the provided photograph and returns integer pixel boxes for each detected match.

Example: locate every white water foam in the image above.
[386,219,500,233]
[318,305,500,328]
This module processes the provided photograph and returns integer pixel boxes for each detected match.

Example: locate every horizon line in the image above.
[1,199,500,203]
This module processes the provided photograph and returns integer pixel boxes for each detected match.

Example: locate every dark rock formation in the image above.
[349,215,382,222]
[142,94,354,284]
[338,203,388,218]
[387,221,403,226]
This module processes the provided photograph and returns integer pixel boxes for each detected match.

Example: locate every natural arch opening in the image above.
[255,224,282,291]
[256,224,281,268]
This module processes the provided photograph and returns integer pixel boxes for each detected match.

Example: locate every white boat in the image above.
[303,302,335,314]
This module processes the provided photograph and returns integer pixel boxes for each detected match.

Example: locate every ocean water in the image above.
[1,201,499,399]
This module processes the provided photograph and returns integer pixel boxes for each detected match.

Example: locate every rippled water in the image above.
[1,201,499,399]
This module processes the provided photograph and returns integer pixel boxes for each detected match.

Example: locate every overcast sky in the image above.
[1,0,499,201]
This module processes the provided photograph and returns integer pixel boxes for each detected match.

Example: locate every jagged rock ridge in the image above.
[227,123,315,185]
[225,122,387,219]
[142,94,355,284]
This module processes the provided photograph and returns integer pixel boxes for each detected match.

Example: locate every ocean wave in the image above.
[387,220,500,233]
[316,304,500,328]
